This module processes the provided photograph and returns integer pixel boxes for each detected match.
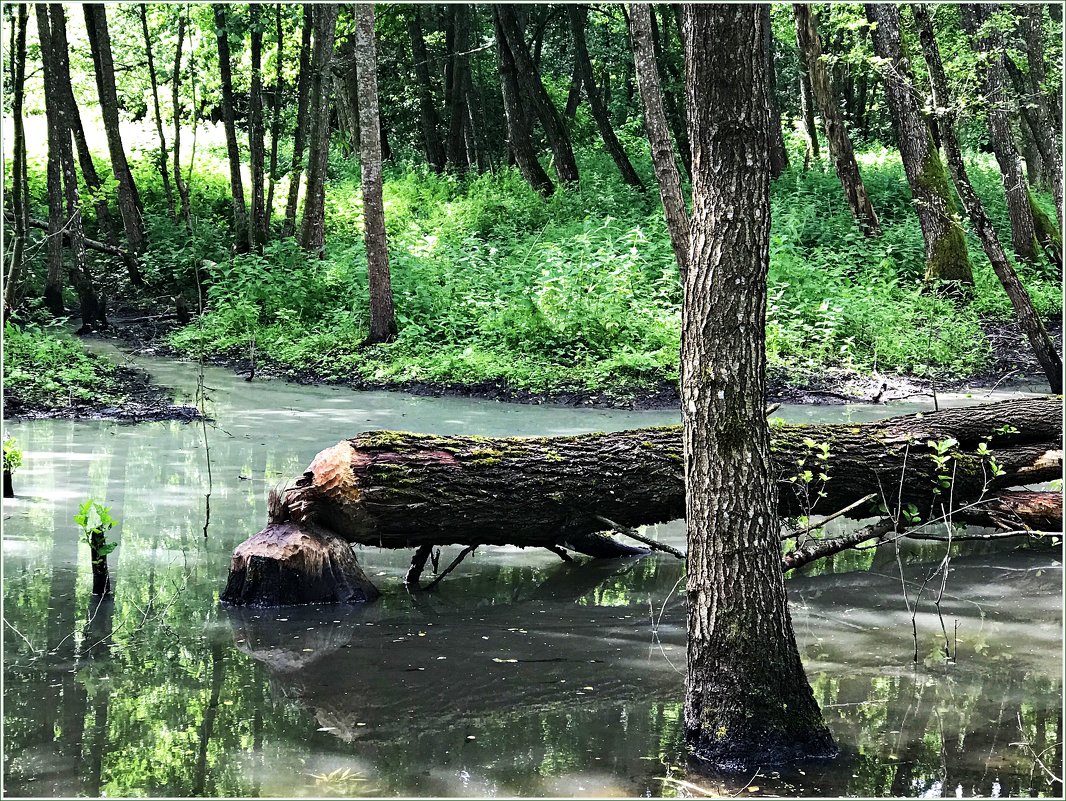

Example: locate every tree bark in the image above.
[496,4,581,186]
[283,4,314,239]
[172,11,192,230]
[139,3,174,220]
[4,4,29,317]
[762,5,790,178]
[493,6,554,197]
[629,4,689,272]
[299,3,338,256]
[568,4,644,189]
[248,3,268,252]
[793,4,881,235]
[407,7,447,173]
[796,28,820,164]
[213,6,250,254]
[650,6,691,179]
[444,4,471,172]
[865,4,973,284]
[961,4,1044,266]
[914,5,1062,393]
[353,4,397,345]
[83,4,147,256]
[266,4,285,225]
[680,3,836,767]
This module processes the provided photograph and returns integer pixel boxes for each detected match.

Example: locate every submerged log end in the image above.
[221,522,380,607]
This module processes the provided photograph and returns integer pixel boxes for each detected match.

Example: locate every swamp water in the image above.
[2,348,1062,797]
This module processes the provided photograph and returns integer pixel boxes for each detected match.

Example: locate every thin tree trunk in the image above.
[139,3,174,220]
[493,6,554,196]
[793,4,881,235]
[4,4,28,316]
[83,4,147,256]
[681,3,835,767]
[568,5,643,189]
[214,6,250,254]
[496,4,581,186]
[914,5,1062,394]
[249,3,268,252]
[444,5,470,171]
[407,8,446,172]
[283,4,313,238]
[797,41,820,164]
[299,3,338,256]
[650,7,691,178]
[762,5,789,178]
[39,7,65,316]
[961,4,1042,265]
[865,4,973,283]
[266,4,284,224]
[172,11,191,229]
[629,4,689,272]
[353,4,397,344]
[564,60,582,120]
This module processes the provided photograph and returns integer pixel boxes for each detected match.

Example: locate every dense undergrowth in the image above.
[10,133,1064,401]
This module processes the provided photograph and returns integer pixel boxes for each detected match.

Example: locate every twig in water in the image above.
[545,545,573,563]
[423,545,477,590]
[781,493,877,540]
[594,515,686,559]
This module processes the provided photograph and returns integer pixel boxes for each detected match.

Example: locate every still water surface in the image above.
[3,349,1061,797]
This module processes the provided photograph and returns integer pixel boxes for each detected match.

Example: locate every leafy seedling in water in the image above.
[74,499,118,596]
[3,437,22,498]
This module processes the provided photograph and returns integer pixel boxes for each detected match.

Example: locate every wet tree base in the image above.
[221,522,381,606]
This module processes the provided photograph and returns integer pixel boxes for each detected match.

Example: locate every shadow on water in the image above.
[2,352,1061,797]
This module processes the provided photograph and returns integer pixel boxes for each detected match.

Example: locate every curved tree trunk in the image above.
[866,4,973,284]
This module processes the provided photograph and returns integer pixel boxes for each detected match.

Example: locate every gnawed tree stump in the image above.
[224,397,1062,604]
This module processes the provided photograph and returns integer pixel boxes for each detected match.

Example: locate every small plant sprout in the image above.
[74,499,118,596]
[3,437,23,498]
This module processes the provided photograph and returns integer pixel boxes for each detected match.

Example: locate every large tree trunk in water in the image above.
[214,6,250,254]
[407,8,447,173]
[4,4,29,317]
[865,4,973,284]
[299,4,338,256]
[793,4,880,235]
[139,3,174,220]
[83,4,147,257]
[495,4,581,186]
[961,4,1046,266]
[283,4,313,239]
[353,4,397,345]
[761,5,789,179]
[680,4,835,767]
[248,3,268,252]
[568,5,644,190]
[914,6,1063,394]
[493,7,554,197]
[629,4,689,272]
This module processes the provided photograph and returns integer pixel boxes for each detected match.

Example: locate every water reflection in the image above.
[3,354,1061,797]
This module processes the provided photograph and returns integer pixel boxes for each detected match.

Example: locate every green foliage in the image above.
[3,438,23,474]
[74,498,119,559]
[3,323,127,410]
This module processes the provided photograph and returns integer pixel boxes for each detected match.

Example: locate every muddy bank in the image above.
[91,312,1058,411]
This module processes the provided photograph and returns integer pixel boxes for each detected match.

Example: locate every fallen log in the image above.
[14,214,132,261]
[222,397,1062,605]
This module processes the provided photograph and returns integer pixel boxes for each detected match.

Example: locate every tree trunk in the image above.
[248,3,268,252]
[961,4,1042,265]
[4,4,29,316]
[353,4,397,345]
[914,5,1062,394]
[681,3,835,767]
[630,4,689,272]
[172,11,191,230]
[407,8,447,173]
[762,5,790,178]
[139,3,174,220]
[83,4,147,256]
[797,32,820,164]
[496,4,581,186]
[283,4,313,239]
[40,4,65,316]
[214,6,250,254]
[299,3,338,256]
[444,4,471,172]
[650,6,691,178]
[564,60,582,120]
[266,4,284,225]
[493,6,554,197]
[568,5,644,190]
[865,4,973,284]
[793,4,881,235]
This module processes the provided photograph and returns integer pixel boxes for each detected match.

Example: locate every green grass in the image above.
[3,323,129,411]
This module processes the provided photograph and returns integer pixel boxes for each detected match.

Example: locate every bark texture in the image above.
[353,4,397,345]
[213,6,250,254]
[4,4,29,315]
[407,8,446,173]
[140,3,174,220]
[914,5,1062,393]
[865,4,973,284]
[793,4,880,235]
[762,5,790,178]
[283,4,314,238]
[630,4,689,272]
[681,3,835,768]
[299,3,338,256]
[248,3,268,251]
